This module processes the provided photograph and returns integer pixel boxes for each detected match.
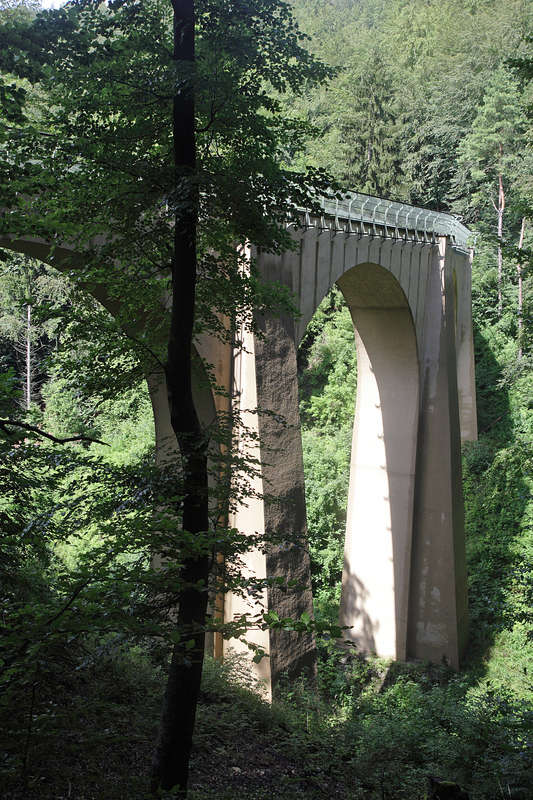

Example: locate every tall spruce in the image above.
[337,52,403,197]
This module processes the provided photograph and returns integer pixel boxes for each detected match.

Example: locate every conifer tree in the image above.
[456,68,526,316]
[337,52,403,197]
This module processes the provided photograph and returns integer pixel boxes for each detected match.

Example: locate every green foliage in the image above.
[2,636,532,798]
[1,0,533,796]
[454,67,527,225]
[0,253,70,408]
[299,289,357,431]
[298,288,356,617]
[287,10,533,800]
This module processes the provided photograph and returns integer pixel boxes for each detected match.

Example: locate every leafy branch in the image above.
[0,418,110,446]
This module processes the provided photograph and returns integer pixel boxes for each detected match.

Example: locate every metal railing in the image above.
[299,191,472,251]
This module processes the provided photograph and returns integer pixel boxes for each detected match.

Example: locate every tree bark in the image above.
[517,216,526,358]
[25,301,31,410]
[151,0,210,794]
[496,174,505,317]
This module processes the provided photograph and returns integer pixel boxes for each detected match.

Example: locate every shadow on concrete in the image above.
[338,572,377,655]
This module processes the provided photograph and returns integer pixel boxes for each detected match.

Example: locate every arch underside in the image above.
[336,262,419,661]
[0,234,221,436]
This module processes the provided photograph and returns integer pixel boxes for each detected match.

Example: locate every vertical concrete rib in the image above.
[297,235,303,312]
[407,238,468,668]
[342,236,359,278]
[281,242,303,345]
[331,234,345,285]
[408,245,421,322]
[315,232,333,309]
[389,241,403,284]
[415,247,431,341]
[378,238,394,276]
[297,229,319,339]
[313,238,319,311]
[454,248,478,442]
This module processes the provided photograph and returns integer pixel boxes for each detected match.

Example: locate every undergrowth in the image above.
[1,643,531,799]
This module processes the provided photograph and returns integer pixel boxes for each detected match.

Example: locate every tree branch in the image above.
[0,418,110,446]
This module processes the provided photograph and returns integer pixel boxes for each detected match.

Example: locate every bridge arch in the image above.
[0,232,227,523]
[228,200,477,688]
[335,261,419,661]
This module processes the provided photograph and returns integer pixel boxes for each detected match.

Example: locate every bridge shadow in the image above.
[337,571,377,654]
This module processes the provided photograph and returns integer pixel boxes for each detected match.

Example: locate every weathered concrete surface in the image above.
[222,248,316,691]
[254,309,316,685]
[454,249,478,444]
[222,319,272,696]
[406,240,468,667]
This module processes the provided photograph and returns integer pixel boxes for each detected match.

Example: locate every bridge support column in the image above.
[254,309,317,684]
[455,249,478,443]
[224,252,316,692]
[407,238,468,667]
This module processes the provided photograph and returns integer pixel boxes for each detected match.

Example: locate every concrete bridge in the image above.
[1,191,477,696]
[210,193,477,692]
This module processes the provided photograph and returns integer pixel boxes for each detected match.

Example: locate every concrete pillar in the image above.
[254,308,317,684]
[407,238,468,668]
[454,249,478,442]
[224,249,316,693]
[223,320,272,695]
[146,370,179,467]
[146,352,225,660]
[337,263,419,660]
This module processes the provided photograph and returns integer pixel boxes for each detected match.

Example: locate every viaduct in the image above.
[1,191,477,698]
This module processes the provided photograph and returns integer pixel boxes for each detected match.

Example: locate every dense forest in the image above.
[1,0,532,798]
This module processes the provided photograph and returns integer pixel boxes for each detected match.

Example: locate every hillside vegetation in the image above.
[1,0,532,798]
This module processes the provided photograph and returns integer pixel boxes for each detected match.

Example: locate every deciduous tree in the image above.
[0,0,333,794]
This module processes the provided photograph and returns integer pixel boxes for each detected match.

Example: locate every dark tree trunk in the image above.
[517,216,526,358]
[25,302,32,410]
[151,0,210,794]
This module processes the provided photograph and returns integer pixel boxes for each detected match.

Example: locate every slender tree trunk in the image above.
[497,169,505,317]
[25,302,31,410]
[151,0,210,795]
[517,216,526,358]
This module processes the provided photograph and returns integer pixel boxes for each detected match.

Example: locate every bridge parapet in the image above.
[297,192,471,252]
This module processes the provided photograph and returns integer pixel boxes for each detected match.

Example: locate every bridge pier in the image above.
[406,238,468,667]
[337,262,419,662]
[223,255,316,693]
